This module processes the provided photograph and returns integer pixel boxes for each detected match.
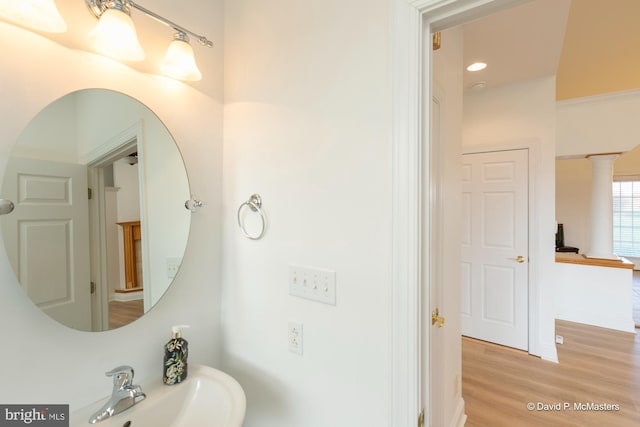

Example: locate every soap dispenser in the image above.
[163,325,190,385]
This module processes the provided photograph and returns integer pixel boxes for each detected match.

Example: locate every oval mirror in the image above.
[0,89,191,332]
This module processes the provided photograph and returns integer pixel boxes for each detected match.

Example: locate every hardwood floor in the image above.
[109,300,144,329]
[462,320,640,426]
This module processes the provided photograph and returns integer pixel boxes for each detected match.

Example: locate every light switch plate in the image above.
[289,265,336,305]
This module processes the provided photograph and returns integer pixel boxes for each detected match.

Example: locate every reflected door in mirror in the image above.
[1,156,91,331]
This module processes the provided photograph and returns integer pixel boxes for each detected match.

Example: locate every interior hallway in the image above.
[462,320,640,427]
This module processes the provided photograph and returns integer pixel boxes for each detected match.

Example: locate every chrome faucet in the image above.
[89,366,146,424]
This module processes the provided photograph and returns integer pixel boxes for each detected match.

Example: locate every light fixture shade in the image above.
[161,38,202,82]
[90,8,144,61]
[0,0,67,33]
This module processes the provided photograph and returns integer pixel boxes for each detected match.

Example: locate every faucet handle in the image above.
[105,365,135,389]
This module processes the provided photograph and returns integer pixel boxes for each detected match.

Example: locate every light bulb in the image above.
[161,34,202,82]
[90,7,144,61]
[467,62,487,72]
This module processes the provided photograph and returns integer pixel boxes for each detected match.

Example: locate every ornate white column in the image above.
[585,153,620,260]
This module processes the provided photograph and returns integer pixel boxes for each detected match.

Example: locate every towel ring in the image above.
[237,194,266,240]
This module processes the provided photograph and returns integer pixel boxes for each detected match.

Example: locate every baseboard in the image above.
[538,342,559,363]
[449,397,467,427]
[110,290,143,302]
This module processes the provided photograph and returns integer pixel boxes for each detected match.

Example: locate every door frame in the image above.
[462,143,539,353]
[390,0,530,424]
[86,121,147,331]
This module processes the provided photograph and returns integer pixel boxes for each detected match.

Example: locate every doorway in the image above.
[88,135,147,332]
[390,0,557,424]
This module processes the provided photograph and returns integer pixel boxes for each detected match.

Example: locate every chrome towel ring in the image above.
[237,194,266,240]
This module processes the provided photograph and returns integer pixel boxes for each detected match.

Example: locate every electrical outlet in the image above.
[166,257,182,279]
[289,265,336,305]
[288,321,303,355]
[555,335,564,345]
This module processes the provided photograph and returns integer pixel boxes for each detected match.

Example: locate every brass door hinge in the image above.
[431,308,445,328]
[418,409,425,427]
[88,188,93,200]
[433,32,441,50]
[90,282,96,294]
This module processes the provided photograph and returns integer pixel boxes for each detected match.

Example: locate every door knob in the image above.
[509,255,526,263]
[0,199,14,215]
[431,308,445,328]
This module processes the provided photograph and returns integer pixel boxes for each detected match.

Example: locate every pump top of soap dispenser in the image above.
[171,325,190,338]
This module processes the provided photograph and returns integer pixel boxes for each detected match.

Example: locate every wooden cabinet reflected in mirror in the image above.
[110,220,144,330]
[117,220,143,290]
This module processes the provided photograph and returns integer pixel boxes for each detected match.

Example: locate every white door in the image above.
[423,94,444,427]
[424,26,463,426]
[461,149,528,350]
[1,156,91,330]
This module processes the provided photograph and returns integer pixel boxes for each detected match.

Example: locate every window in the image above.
[613,180,640,257]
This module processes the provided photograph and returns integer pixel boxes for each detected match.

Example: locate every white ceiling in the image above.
[461,0,572,92]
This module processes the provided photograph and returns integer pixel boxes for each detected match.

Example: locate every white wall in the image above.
[555,158,591,252]
[222,0,392,426]
[12,93,78,162]
[114,159,140,222]
[0,0,223,411]
[555,261,635,332]
[463,76,559,361]
[557,89,640,158]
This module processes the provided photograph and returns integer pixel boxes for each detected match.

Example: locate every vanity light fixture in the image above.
[86,0,213,81]
[0,0,67,33]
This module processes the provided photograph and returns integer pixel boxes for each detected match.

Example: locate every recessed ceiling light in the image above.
[467,62,487,72]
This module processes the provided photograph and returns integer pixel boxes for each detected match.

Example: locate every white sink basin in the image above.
[71,365,246,427]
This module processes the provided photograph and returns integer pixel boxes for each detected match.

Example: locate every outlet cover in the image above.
[288,321,303,355]
[166,257,181,279]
